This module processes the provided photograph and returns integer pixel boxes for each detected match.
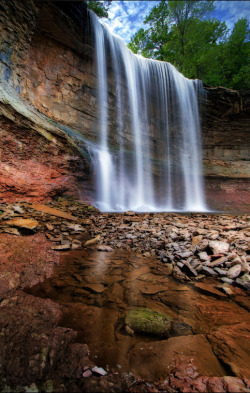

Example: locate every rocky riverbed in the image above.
[0,200,249,392]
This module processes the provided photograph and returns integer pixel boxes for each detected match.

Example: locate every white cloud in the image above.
[104,1,159,43]
[213,1,250,30]
[104,1,250,44]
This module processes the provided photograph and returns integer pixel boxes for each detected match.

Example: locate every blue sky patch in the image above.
[104,1,250,43]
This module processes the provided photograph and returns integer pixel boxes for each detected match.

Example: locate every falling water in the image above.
[88,12,207,212]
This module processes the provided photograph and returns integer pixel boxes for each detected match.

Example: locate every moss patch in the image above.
[125,308,172,338]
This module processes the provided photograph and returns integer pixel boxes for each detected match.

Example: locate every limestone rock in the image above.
[84,235,101,247]
[97,245,113,252]
[202,266,218,277]
[227,264,242,279]
[31,204,77,221]
[209,240,230,255]
[5,218,38,230]
[92,366,107,376]
[51,244,71,251]
[192,235,203,246]
[198,251,210,262]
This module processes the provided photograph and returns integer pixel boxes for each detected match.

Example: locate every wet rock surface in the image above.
[0,200,249,392]
[1,0,249,213]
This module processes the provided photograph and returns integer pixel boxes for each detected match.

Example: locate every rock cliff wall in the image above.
[0,0,249,211]
[202,87,250,211]
[0,0,94,202]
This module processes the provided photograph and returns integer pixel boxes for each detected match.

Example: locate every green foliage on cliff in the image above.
[85,1,111,18]
[128,0,250,89]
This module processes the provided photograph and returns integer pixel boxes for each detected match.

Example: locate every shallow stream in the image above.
[26,249,249,380]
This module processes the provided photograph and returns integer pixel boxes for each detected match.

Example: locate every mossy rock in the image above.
[125,308,172,337]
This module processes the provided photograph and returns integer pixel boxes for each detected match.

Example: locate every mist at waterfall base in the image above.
[87,12,208,213]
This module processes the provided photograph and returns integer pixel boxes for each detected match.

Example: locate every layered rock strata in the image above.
[202,87,250,212]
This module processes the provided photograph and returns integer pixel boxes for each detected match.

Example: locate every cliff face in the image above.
[0,0,95,202]
[202,87,250,211]
[0,0,249,211]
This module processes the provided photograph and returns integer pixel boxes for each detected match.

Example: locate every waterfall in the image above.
[88,12,207,212]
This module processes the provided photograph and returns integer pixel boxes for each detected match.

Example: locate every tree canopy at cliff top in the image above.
[127,0,249,89]
[86,0,249,89]
[85,0,111,18]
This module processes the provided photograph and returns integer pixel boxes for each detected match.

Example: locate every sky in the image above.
[103,1,250,44]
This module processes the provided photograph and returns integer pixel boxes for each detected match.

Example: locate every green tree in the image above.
[167,1,215,70]
[143,0,170,60]
[220,18,250,89]
[127,28,150,58]
[85,1,111,18]
[128,1,170,60]
[168,18,227,81]
[127,0,250,89]
[128,1,215,65]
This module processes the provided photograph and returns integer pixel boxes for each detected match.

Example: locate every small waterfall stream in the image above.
[88,12,207,212]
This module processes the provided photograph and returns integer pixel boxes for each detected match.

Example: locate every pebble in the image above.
[227,264,242,279]
[214,267,227,276]
[82,369,92,378]
[182,262,198,277]
[198,252,210,262]
[92,366,107,376]
[202,266,218,277]
[208,256,227,267]
[97,245,113,252]
[178,251,193,258]
[216,283,234,296]
[221,277,234,284]
[13,205,25,214]
[71,240,82,249]
[235,278,250,291]
[51,244,71,250]
[84,235,101,247]
[240,273,250,282]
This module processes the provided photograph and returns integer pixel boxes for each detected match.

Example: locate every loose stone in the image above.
[92,366,107,376]
[202,266,218,277]
[209,240,230,255]
[227,264,242,279]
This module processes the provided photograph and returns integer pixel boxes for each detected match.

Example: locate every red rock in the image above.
[206,377,226,392]
[223,376,249,392]
[129,334,225,381]
[194,283,227,298]
[0,233,60,298]
[207,322,250,379]
[31,204,77,220]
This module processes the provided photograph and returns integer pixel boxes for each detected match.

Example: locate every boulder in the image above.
[125,308,172,338]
